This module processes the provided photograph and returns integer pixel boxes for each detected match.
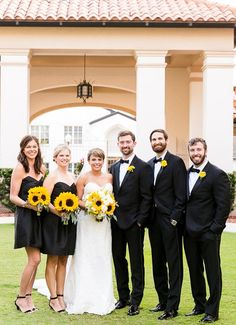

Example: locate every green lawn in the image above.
[0,224,235,325]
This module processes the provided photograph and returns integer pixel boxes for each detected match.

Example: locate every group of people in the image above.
[10,129,231,323]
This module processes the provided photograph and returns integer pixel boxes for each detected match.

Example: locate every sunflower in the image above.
[28,186,50,206]
[27,186,50,216]
[63,193,79,211]
[54,192,79,212]
[53,192,79,225]
[28,192,40,206]
[85,189,117,221]
[92,198,103,210]
[106,201,116,215]
[86,192,101,203]
[85,192,103,213]
[54,195,64,211]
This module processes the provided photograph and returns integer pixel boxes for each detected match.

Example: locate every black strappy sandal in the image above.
[57,294,66,310]
[14,295,32,313]
[26,293,38,311]
[49,296,65,312]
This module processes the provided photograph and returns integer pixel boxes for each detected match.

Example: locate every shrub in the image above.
[228,172,236,211]
[0,168,15,212]
[74,159,84,176]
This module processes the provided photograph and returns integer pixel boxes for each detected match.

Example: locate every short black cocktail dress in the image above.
[41,182,77,256]
[14,176,43,249]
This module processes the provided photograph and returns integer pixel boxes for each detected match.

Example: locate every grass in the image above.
[0,224,235,325]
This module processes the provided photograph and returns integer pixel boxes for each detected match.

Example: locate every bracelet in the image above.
[22,202,28,208]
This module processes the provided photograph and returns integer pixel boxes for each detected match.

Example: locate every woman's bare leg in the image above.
[56,256,68,309]
[16,247,41,312]
[45,255,63,312]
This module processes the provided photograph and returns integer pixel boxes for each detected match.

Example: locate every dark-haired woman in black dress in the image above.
[10,135,47,313]
[41,144,77,312]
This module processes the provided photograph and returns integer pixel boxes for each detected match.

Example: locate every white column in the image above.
[188,68,203,139]
[135,51,167,161]
[0,51,30,168]
[202,51,234,172]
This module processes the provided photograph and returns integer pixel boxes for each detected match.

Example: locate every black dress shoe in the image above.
[200,314,218,323]
[127,305,140,316]
[185,308,205,316]
[158,310,178,320]
[115,300,129,309]
[149,303,166,312]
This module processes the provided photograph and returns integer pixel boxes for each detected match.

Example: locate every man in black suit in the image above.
[148,129,186,320]
[184,137,231,323]
[110,130,153,316]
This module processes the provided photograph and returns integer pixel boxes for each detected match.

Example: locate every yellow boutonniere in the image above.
[127,165,135,173]
[161,160,167,168]
[199,171,206,179]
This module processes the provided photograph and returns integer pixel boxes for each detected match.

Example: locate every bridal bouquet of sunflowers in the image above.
[54,192,79,225]
[27,186,50,216]
[85,189,117,222]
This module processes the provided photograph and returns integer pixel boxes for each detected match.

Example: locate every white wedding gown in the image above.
[64,182,116,315]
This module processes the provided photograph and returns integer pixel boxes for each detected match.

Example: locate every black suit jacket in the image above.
[110,155,153,230]
[148,151,187,223]
[186,161,231,238]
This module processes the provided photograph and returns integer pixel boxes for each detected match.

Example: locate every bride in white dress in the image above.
[64,148,116,315]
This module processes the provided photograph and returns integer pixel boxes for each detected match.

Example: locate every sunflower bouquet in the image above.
[27,186,50,216]
[54,192,79,225]
[85,189,117,222]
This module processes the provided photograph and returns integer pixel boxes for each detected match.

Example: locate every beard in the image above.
[152,142,167,154]
[120,147,134,156]
[190,153,206,166]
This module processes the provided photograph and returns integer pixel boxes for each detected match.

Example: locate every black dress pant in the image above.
[111,221,145,306]
[148,212,183,311]
[184,232,222,318]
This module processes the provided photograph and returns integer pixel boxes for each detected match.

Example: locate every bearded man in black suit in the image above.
[184,138,231,323]
[148,129,186,320]
[110,130,153,316]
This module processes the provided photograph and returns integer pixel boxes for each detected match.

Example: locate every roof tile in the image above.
[0,0,236,23]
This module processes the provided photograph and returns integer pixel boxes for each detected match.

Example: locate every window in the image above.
[31,125,49,144]
[64,126,82,145]
[68,163,72,173]
[107,157,120,169]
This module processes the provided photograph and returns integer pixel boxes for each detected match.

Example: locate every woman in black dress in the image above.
[10,135,46,313]
[41,144,77,312]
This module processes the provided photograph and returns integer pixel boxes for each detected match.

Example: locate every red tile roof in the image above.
[0,0,236,24]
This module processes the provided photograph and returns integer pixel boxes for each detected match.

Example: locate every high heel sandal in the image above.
[26,293,38,311]
[57,294,66,310]
[49,297,65,312]
[14,296,32,313]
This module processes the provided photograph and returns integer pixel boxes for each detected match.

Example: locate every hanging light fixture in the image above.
[77,54,93,103]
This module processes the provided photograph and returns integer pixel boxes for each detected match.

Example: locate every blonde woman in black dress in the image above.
[10,135,46,313]
[41,144,77,312]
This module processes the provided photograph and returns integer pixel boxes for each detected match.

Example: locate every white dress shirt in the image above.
[119,153,135,186]
[189,160,208,194]
[154,151,167,185]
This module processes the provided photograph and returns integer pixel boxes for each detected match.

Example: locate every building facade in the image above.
[30,106,136,172]
[0,0,236,170]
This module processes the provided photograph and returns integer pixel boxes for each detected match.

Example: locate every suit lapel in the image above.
[114,162,120,191]
[154,151,170,187]
[187,169,191,199]
[119,156,137,190]
[190,162,209,195]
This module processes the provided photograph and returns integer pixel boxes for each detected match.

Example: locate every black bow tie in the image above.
[153,157,162,164]
[190,166,200,173]
[120,159,129,164]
